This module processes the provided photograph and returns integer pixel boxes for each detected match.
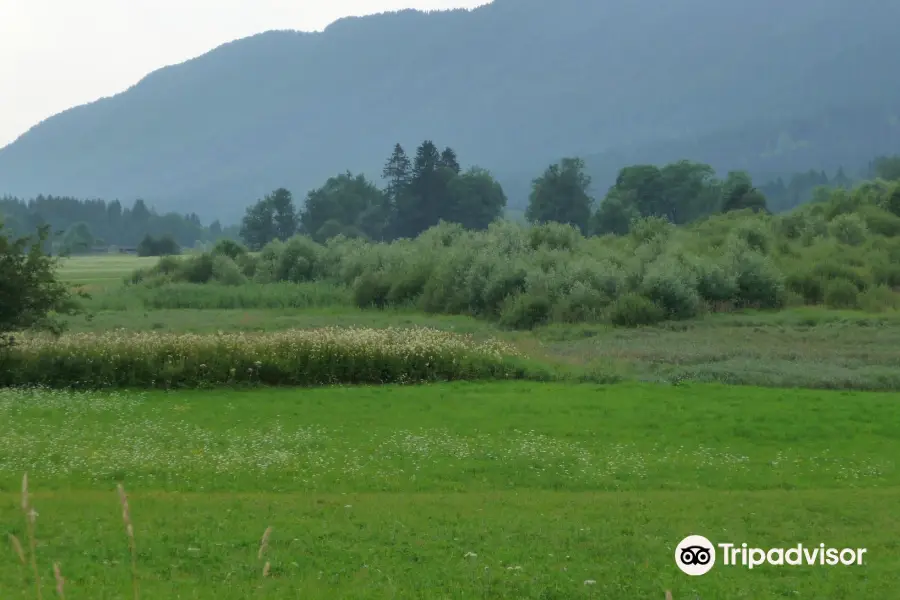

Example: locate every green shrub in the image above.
[387,265,431,306]
[473,257,530,317]
[115,201,898,328]
[210,255,248,286]
[272,236,322,282]
[498,292,553,330]
[786,273,826,304]
[871,261,900,288]
[861,206,900,237]
[352,271,392,309]
[550,282,608,323]
[608,293,665,327]
[639,259,701,320]
[179,253,216,284]
[728,248,786,308]
[776,212,807,239]
[829,213,868,246]
[810,261,869,291]
[527,222,582,251]
[824,278,860,309]
[693,259,739,304]
[629,216,673,244]
[858,285,900,312]
[731,219,773,254]
[823,188,863,220]
[885,184,900,217]
[211,239,248,260]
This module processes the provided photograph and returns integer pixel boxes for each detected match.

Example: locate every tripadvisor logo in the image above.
[675,535,716,576]
[674,535,867,576]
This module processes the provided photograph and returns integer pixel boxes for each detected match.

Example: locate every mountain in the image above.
[2,0,900,222]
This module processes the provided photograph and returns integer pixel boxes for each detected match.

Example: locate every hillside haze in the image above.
[2,0,899,222]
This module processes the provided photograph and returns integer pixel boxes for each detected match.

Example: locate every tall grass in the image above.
[84,281,349,311]
[0,327,551,389]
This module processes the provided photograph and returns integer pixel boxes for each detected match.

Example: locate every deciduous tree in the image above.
[0,222,78,348]
[525,157,594,234]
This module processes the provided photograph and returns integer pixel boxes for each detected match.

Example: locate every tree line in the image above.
[3,149,898,256]
[242,145,900,249]
[0,195,238,254]
[239,141,507,249]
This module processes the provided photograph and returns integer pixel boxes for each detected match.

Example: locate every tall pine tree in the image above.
[439,147,461,174]
[395,140,444,238]
[382,143,411,238]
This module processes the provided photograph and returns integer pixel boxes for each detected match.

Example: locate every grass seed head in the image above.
[21,472,29,512]
[258,526,272,560]
[8,534,25,565]
[53,562,65,598]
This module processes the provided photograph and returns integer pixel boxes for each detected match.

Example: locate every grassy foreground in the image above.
[2,382,898,598]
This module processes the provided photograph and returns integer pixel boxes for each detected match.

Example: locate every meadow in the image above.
[5,190,900,598]
[3,383,899,599]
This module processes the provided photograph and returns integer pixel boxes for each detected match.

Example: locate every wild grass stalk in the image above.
[258,526,272,578]
[53,562,65,599]
[117,483,139,600]
[21,473,42,600]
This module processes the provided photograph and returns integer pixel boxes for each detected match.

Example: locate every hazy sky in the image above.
[0,0,489,148]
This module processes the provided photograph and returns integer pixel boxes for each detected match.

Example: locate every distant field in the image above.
[2,382,898,598]
[58,254,159,287]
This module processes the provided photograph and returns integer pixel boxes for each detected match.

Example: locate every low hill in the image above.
[1,0,899,221]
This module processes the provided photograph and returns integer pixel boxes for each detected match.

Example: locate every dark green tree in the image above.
[239,188,296,249]
[0,222,77,347]
[137,234,181,256]
[239,197,277,250]
[658,160,720,223]
[721,171,769,213]
[131,198,151,224]
[382,143,411,234]
[525,157,594,234]
[395,140,452,238]
[445,167,507,230]
[612,164,664,219]
[439,147,461,174]
[300,172,389,242]
[269,188,298,241]
[591,189,640,235]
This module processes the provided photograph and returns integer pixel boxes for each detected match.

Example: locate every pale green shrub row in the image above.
[0,327,539,389]
[127,180,900,328]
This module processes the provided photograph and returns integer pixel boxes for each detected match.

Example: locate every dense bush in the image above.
[123,180,900,329]
[824,279,860,309]
[136,234,181,257]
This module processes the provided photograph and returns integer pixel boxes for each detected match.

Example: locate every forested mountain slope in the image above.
[1,0,898,221]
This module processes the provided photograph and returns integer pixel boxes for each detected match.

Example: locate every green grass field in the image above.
[3,383,898,598]
[2,254,897,598]
[59,254,160,288]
